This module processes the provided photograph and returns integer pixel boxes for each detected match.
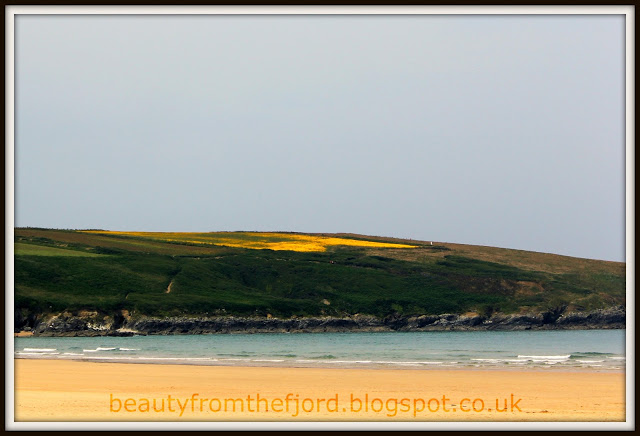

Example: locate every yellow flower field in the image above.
[81,231,417,252]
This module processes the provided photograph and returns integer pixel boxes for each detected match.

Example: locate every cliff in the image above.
[16,306,626,337]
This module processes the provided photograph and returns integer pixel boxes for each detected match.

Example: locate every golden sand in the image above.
[14,359,625,422]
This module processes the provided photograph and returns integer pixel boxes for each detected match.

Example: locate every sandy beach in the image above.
[14,359,625,422]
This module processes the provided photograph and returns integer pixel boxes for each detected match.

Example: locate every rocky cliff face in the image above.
[15,306,626,337]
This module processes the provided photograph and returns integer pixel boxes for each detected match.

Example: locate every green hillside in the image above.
[14,228,625,319]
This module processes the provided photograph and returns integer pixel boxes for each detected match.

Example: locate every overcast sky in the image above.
[14,14,625,261]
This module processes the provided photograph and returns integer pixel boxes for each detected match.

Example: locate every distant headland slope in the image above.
[14,228,625,335]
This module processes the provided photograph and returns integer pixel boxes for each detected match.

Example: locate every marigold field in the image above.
[81,231,417,252]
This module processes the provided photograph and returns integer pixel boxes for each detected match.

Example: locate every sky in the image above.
[14,14,626,262]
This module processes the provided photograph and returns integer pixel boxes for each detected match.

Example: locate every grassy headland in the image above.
[14,228,625,325]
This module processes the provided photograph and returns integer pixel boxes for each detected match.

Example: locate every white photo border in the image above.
[5,4,635,431]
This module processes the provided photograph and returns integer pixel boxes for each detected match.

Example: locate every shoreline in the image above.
[14,359,626,421]
[12,356,625,373]
[20,325,627,337]
[17,307,626,337]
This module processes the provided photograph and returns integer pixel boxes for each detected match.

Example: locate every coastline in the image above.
[14,359,626,421]
[16,306,626,337]
[12,355,625,373]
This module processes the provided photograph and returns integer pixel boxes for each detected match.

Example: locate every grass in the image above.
[14,228,626,319]
[14,243,103,257]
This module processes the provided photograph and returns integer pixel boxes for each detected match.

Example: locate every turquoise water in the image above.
[15,330,625,371]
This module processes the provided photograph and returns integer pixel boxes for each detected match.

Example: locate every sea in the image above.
[14,330,625,371]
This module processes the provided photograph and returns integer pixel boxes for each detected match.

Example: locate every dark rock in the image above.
[542,306,567,324]
[15,309,25,330]
[18,305,626,336]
